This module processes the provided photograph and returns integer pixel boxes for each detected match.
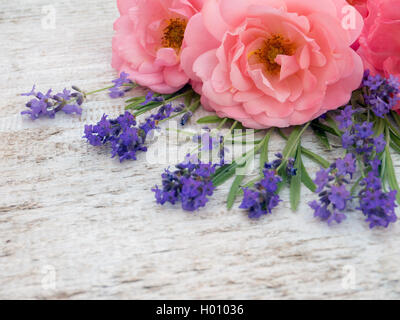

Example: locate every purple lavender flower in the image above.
[21,86,83,120]
[329,185,351,211]
[180,111,193,126]
[336,105,356,130]
[263,153,296,177]
[240,172,282,219]
[84,111,156,162]
[341,120,386,158]
[335,154,357,179]
[357,162,398,229]
[362,71,400,118]
[314,168,332,193]
[84,104,173,162]
[109,72,134,98]
[374,134,386,154]
[355,122,374,139]
[286,158,297,177]
[141,92,164,105]
[309,155,356,225]
[153,155,217,212]
[193,131,220,152]
[240,155,286,219]
[341,131,355,150]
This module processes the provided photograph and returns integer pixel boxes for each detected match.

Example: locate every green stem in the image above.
[159,97,200,124]
[86,83,137,96]
[228,121,239,133]
[217,118,228,130]
[276,123,310,172]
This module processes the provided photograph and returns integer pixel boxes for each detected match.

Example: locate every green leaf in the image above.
[281,124,311,161]
[282,126,302,158]
[350,89,365,108]
[290,145,302,211]
[197,115,222,124]
[227,175,245,210]
[325,114,342,136]
[125,96,145,104]
[300,147,330,168]
[212,161,244,187]
[259,130,272,175]
[390,130,400,148]
[374,117,385,136]
[311,123,331,150]
[391,111,400,130]
[385,145,400,204]
[278,128,330,168]
[390,141,400,154]
[310,121,340,137]
[184,91,194,107]
[300,160,316,192]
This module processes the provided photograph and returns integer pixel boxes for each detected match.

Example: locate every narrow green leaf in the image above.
[390,141,400,154]
[391,111,400,130]
[374,117,385,136]
[311,123,331,150]
[212,160,244,187]
[184,91,194,107]
[278,128,330,168]
[350,89,365,108]
[390,130,400,148]
[385,145,400,204]
[310,121,340,137]
[282,126,302,158]
[227,175,245,210]
[325,114,342,136]
[300,160,316,192]
[259,130,272,175]
[213,164,244,187]
[125,96,145,104]
[213,163,231,178]
[197,115,222,124]
[300,147,330,168]
[290,145,302,211]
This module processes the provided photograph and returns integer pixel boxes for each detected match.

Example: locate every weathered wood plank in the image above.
[0,0,399,299]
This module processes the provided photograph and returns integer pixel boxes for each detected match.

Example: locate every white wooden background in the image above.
[1,0,400,300]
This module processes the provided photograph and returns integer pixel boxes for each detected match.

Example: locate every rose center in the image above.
[162,18,187,50]
[255,35,296,75]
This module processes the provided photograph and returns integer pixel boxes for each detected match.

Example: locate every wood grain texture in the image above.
[1,0,400,300]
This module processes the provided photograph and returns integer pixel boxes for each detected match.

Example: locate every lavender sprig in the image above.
[84,105,177,162]
[22,72,137,120]
[239,154,297,219]
[21,86,84,120]
[153,154,217,211]
[108,72,135,98]
[358,163,397,229]
[362,70,399,118]
[309,154,355,225]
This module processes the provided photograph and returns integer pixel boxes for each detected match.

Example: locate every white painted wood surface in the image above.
[1,0,400,300]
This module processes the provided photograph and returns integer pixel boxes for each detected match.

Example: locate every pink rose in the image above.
[357,0,400,110]
[181,0,364,129]
[112,0,203,94]
[347,0,368,18]
[357,0,400,80]
[347,0,368,50]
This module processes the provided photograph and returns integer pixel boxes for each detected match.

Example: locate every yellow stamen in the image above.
[162,18,187,51]
[253,34,296,75]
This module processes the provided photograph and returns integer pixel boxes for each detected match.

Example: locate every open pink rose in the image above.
[181,0,364,129]
[347,0,368,50]
[357,0,400,110]
[112,0,203,94]
[347,0,368,18]
[357,0,400,80]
